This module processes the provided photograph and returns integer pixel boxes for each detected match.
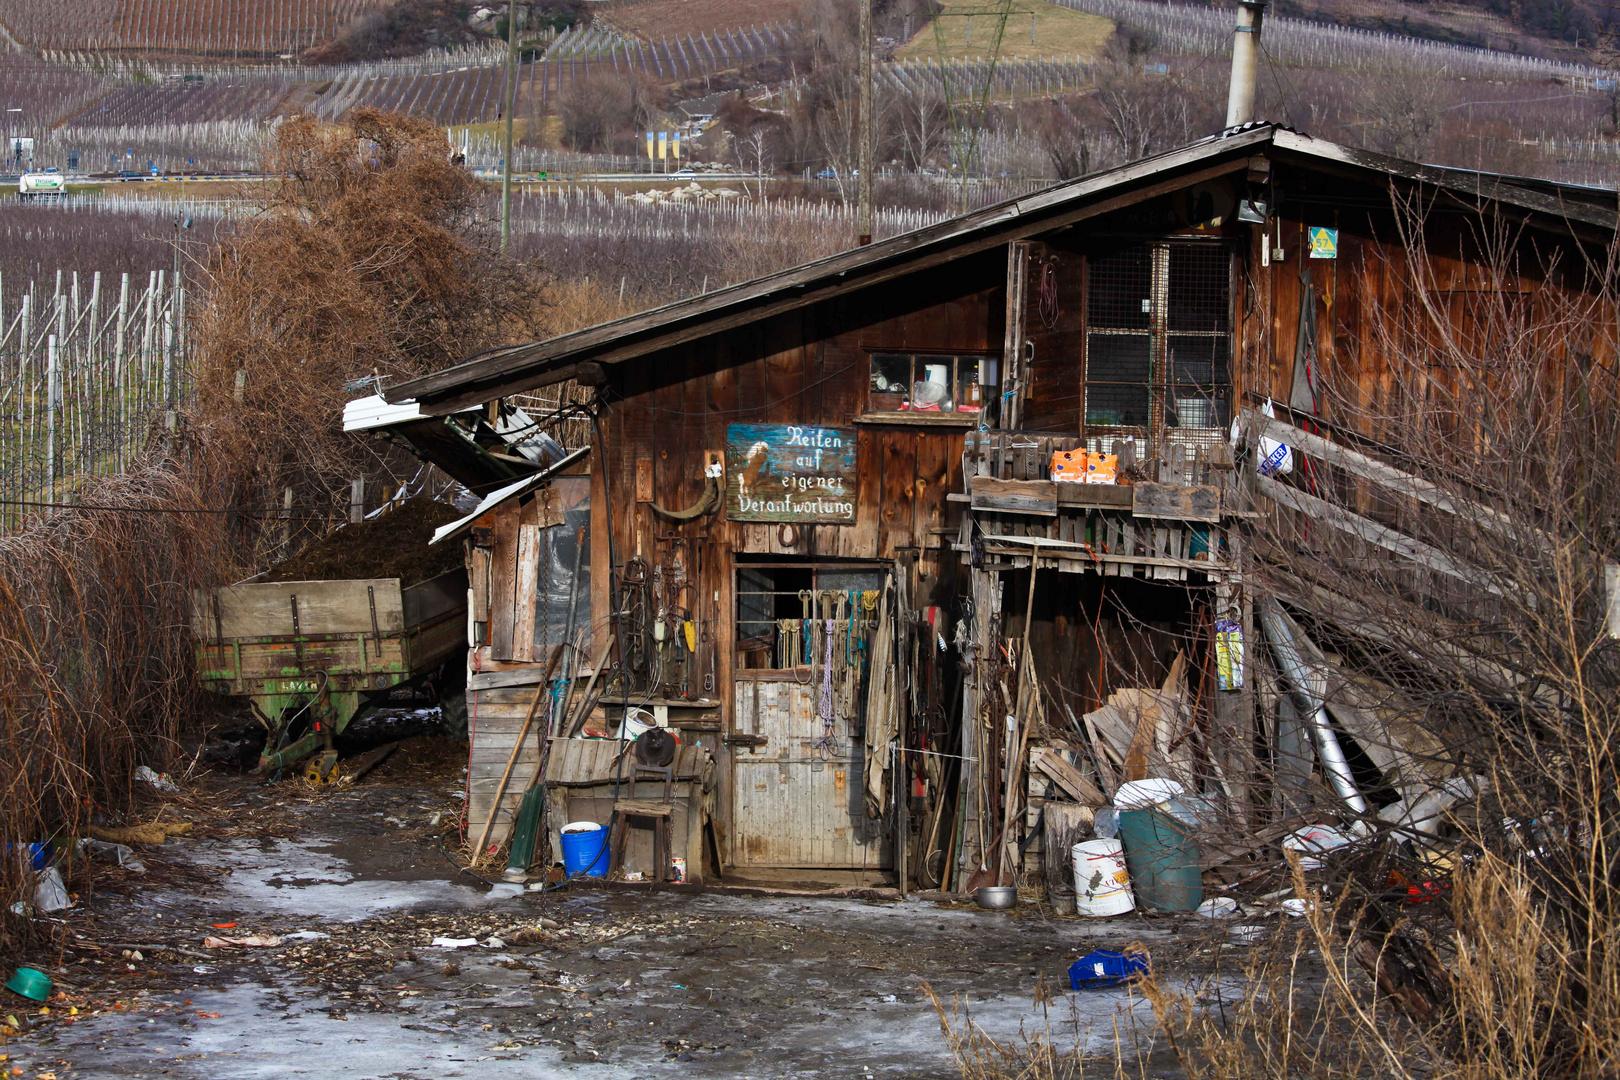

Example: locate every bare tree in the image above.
[888,81,947,171]
[558,73,636,153]
[1355,74,1447,160]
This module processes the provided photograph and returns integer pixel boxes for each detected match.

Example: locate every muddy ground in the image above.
[4,721,1273,1080]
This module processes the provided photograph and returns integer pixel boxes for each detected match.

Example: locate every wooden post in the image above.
[1001,241,1029,429]
[499,0,519,255]
[349,478,365,524]
[45,334,58,508]
[114,272,129,470]
[280,485,294,552]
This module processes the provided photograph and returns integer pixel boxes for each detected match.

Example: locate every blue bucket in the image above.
[558,821,608,879]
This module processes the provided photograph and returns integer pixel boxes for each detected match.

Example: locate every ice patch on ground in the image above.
[196,835,506,921]
[15,983,645,1079]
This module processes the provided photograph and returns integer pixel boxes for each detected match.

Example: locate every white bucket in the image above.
[618,708,655,740]
[1072,839,1135,917]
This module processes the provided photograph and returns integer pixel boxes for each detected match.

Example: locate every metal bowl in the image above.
[976,886,1018,910]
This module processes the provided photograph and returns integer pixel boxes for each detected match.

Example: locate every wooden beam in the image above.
[1243,406,1543,550]
[1032,747,1107,807]
[1131,482,1221,523]
[970,476,1057,515]
[1254,473,1509,599]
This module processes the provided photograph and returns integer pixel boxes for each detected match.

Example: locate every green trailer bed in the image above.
[194,568,467,779]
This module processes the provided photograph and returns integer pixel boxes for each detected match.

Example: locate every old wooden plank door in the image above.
[731,670,885,869]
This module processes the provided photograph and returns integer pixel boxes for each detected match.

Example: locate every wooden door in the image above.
[730,672,886,868]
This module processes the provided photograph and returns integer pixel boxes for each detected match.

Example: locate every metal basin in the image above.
[976,886,1018,910]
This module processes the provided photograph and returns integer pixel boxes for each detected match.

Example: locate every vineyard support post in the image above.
[115,273,129,471]
[46,334,58,508]
[500,0,519,256]
[858,0,873,246]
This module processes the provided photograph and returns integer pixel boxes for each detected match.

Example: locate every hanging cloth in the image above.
[1289,265,1321,416]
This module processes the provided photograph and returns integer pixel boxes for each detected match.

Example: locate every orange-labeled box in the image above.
[1051,448,1088,483]
[1085,453,1118,484]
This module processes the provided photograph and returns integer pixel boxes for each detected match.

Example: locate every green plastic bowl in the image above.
[5,966,50,1001]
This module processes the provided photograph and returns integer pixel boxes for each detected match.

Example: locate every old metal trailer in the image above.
[194,570,467,781]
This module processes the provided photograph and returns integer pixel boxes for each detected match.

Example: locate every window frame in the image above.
[1079,238,1236,441]
[861,349,999,425]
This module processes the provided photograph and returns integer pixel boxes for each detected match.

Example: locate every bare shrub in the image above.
[1164,200,1620,1078]
[0,462,224,957]
[190,108,544,557]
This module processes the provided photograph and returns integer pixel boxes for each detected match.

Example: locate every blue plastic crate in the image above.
[1068,949,1149,990]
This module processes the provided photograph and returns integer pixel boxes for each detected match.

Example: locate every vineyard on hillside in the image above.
[0,0,387,58]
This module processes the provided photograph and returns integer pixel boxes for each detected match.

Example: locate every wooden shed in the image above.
[355,123,1616,890]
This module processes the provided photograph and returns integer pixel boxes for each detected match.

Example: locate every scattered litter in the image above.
[1092,807,1119,839]
[880,994,897,1003]
[1280,898,1313,918]
[32,867,70,913]
[1228,924,1268,944]
[485,883,524,900]
[481,937,506,948]
[134,766,179,793]
[204,935,282,948]
[211,923,238,930]
[1196,897,1238,919]
[121,950,143,962]
[432,937,478,949]
[282,930,330,941]
[1283,825,1352,870]
[1069,949,1150,989]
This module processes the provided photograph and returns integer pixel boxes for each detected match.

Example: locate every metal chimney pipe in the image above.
[1224,0,1267,129]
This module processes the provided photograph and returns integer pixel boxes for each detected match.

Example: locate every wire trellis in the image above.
[0,267,189,532]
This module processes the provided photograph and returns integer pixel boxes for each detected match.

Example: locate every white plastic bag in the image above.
[33,866,71,912]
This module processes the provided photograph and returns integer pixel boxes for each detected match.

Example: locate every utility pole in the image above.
[857,0,873,245]
[500,0,520,255]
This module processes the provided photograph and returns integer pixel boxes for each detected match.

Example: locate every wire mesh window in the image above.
[1165,244,1232,430]
[1084,241,1232,434]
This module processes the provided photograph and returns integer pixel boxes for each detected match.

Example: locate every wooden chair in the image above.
[608,761,676,882]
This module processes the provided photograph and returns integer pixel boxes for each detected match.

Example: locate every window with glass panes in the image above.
[1083,241,1232,435]
[866,353,988,416]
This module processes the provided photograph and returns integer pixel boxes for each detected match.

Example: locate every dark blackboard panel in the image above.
[726,423,857,524]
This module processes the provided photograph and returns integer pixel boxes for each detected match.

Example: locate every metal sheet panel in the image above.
[731,677,886,868]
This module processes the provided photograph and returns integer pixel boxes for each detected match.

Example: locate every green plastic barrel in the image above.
[1117,807,1204,912]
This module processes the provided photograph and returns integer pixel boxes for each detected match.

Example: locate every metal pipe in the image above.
[1257,598,1368,816]
[1224,0,1267,129]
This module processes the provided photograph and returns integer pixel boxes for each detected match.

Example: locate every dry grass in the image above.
[895,0,1114,63]
[0,463,225,959]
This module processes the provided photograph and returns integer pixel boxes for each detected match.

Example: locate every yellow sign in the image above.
[1309,226,1338,260]
[657,132,667,160]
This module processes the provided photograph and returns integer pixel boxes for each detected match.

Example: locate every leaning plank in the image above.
[1032,747,1107,806]
[1265,563,1549,703]
[1255,474,1509,599]
[1244,406,1547,551]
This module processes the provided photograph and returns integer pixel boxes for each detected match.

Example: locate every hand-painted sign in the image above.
[725,423,857,523]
